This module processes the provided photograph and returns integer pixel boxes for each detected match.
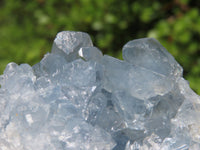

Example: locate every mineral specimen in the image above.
[0,31,200,150]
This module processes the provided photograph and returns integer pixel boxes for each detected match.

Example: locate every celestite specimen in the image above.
[0,31,200,150]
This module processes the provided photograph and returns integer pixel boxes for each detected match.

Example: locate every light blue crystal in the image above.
[0,31,200,150]
[51,31,93,62]
[122,38,183,77]
[78,46,103,61]
[101,55,174,99]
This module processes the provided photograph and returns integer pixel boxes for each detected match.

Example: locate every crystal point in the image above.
[51,31,93,62]
[122,38,183,77]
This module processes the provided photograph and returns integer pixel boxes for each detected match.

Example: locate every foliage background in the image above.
[0,0,200,93]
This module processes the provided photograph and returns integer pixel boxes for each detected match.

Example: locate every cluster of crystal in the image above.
[0,31,200,150]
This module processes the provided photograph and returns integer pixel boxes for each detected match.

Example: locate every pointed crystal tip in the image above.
[51,31,93,55]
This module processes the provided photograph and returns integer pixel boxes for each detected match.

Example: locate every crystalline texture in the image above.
[122,38,183,77]
[0,31,200,150]
[51,31,93,62]
[101,55,174,99]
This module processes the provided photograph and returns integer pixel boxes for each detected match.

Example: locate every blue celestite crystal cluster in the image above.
[0,31,200,150]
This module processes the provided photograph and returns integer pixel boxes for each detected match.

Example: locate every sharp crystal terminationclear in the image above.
[0,31,200,150]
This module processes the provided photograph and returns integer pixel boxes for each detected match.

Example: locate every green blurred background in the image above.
[0,0,200,93]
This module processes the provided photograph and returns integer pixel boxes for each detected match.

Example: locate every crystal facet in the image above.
[122,38,183,77]
[51,31,93,62]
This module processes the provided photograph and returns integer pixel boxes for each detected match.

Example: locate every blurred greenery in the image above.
[0,0,200,93]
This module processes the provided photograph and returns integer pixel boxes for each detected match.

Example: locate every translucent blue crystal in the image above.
[51,31,93,62]
[0,31,200,150]
[122,38,183,77]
